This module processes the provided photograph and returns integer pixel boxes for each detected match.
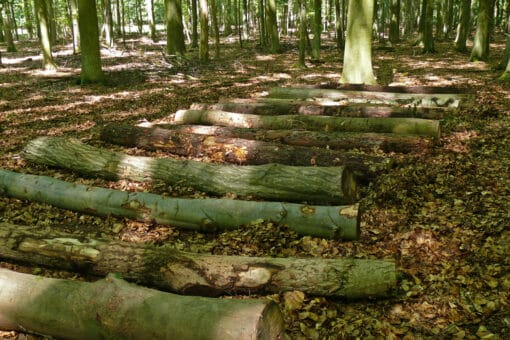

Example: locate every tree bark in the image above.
[68,0,80,53]
[100,123,390,167]
[168,109,442,139]
[22,137,359,205]
[341,0,376,84]
[0,222,396,298]
[193,99,446,119]
[34,0,57,70]
[470,0,494,62]
[0,268,284,339]
[199,0,209,61]
[1,1,16,52]
[146,0,156,41]
[268,87,461,108]
[0,168,360,239]
[166,0,186,55]
[389,0,400,43]
[422,0,435,53]
[105,123,434,154]
[265,0,280,53]
[455,0,471,52]
[78,0,104,84]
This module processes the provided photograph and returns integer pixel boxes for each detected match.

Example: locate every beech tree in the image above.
[78,0,104,84]
[341,0,376,84]
[34,0,57,70]
[470,0,494,62]
[455,0,471,52]
[165,0,186,56]
[0,0,15,52]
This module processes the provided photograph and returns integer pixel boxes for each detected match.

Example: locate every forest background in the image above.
[0,0,509,338]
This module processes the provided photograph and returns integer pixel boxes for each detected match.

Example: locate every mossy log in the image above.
[0,169,360,239]
[0,222,396,298]
[192,99,446,119]
[0,268,284,339]
[167,109,441,139]
[152,124,434,153]
[22,137,358,204]
[100,123,389,167]
[267,87,462,108]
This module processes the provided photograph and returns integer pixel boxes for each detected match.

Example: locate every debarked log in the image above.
[100,123,390,168]
[22,137,358,204]
[267,87,462,108]
[166,109,441,139]
[0,222,397,298]
[0,169,360,239]
[0,268,284,340]
[150,124,434,153]
[191,99,446,119]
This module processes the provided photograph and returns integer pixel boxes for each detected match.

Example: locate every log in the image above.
[267,87,463,108]
[0,222,397,298]
[153,124,434,153]
[317,83,468,94]
[22,137,358,204]
[192,99,446,119]
[100,123,390,168]
[0,169,360,240]
[0,268,284,339]
[166,109,441,139]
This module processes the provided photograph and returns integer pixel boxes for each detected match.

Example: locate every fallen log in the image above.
[192,99,446,119]
[166,109,441,139]
[0,268,284,339]
[100,123,390,168]
[150,124,434,153]
[317,84,468,94]
[268,87,462,108]
[22,137,358,204]
[0,222,397,298]
[0,169,360,239]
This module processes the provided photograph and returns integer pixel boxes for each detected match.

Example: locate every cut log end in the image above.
[337,204,361,240]
[255,302,285,340]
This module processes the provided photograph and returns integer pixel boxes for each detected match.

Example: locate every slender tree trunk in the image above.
[166,0,186,55]
[298,0,306,66]
[312,0,321,59]
[78,0,104,84]
[145,0,156,40]
[242,0,248,39]
[470,0,494,62]
[199,0,209,61]
[210,0,220,57]
[68,0,80,53]
[34,0,57,70]
[497,3,510,69]
[103,0,114,47]
[115,0,122,35]
[422,0,435,53]
[265,0,280,52]
[435,0,444,40]
[0,268,284,340]
[1,1,16,52]
[455,0,471,51]
[24,0,35,39]
[47,0,56,45]
[389,0,400,43]
[8,1,18,41]
[334,0,343,49]
[120,0,126,44]
[341,0,377,84]
[135,0,143,33]
[259,0,266,46]
[191,0,198,47]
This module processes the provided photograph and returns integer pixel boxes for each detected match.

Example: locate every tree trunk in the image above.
[341,0,376,84]
[267,87,461,108]
[0,222,397,297]
[422,0,435,53]
[265,0,280,53]
[22,137,359,205]
[0,168,360,239]
[210,0,220,58]
[169,109,441,138]
[78,0,104,84]
[334,0,344,49]
[389,0,400,43]
[23,0,35,39]
[470,0,494,62]
[0,268,284,339]
[298,0,306,67]
[1,1,16,52]
[181,124,432,153]
[146,0,156,40]
[191,0,198,47]
[312,0,321,59]
[166,0,186,55]
[435,0,444,41]
[102,0,114,47]
[100,123,390,167]
[193,99,447,119]
[34,0,57,70]
[199,0,209,61]
[455,0,471,52]
[68,0,80,53]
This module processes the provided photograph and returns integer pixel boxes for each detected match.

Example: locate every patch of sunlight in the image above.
[117,155,155,181]
[30,69,74,77]
[256,55,275,61]
[1,55,41,65]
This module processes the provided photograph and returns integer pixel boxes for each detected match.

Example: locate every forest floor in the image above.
[0,34,509,339]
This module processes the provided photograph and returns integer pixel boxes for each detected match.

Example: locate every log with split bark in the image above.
[192,99,446,119]
[267,87,463,108]
[100,123,391,168]
[22,137,358,204]
[164,109,441,139]
[0,169,360,239]
[0,222,397,298]
[0,268,284,339]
